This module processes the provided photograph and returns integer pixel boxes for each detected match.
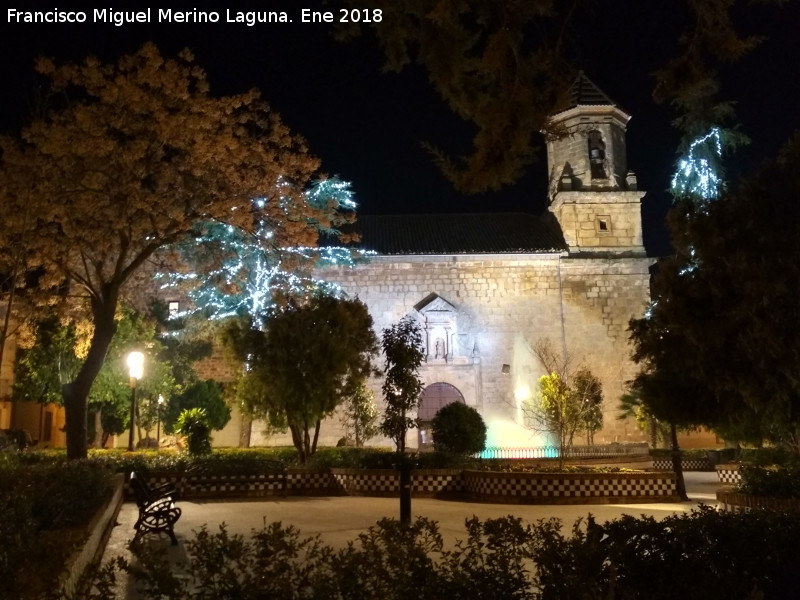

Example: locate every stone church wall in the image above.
[266,251,654,450]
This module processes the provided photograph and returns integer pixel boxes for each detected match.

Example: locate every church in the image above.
[226,73,654,451]
[1,74,660,452]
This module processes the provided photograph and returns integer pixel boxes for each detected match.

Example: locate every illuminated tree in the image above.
[0,43,324,459]
[520,339,603,463]
[163,176,369,326]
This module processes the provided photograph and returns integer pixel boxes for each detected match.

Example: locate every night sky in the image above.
[2,1,799,257]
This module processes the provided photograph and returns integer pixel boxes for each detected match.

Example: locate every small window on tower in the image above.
[168,301,180,317]
[588,130,607,179]
[596,217,610,233]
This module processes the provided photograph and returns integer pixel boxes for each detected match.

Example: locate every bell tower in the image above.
[546,72,645,256]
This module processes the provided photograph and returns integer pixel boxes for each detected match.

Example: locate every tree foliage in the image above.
[0,43,325,459]
[12,308,175,447]
[630,132,800,455]
[230,295,378,463]
[340,380,380,447]
[337,0,574,193]
[164,379,230,435]
[522,339,603,463]
[380,317,424,453]
[164,176,365,326]
[431,402,487,456]
[174,407,213,456]
[337,0,782,193]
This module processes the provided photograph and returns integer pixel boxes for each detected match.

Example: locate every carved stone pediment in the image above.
[413,294,467,364]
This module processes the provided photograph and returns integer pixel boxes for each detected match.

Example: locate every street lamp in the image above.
[157,394,164,448]
[126,351,144,452]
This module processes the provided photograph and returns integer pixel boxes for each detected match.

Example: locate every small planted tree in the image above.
[340,380,380,447]
[522,339,604,467]
[379,317,424,453]
[164,380,231,436]
[175,408,212,456]
[380,316,424,525]
[431,402,487,456]
[227,295,378,463]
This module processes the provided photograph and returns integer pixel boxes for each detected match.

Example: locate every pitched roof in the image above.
[551,71,626,115]
[338,213,567,256]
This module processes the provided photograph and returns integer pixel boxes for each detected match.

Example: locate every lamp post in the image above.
[157,394,164,448]
[126,351,144,452]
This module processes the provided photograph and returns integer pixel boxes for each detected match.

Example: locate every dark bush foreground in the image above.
[738,462,800,498]
[0,460,114,600]
[81,506,800,600]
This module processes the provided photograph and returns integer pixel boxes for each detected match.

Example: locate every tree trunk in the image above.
[311,420,321,455]
[670,422,688,501]
[289,424,306,463]
[63,301,117,460]
[89,409,103,448]
[239,413,252,448]
[648,415,658,448]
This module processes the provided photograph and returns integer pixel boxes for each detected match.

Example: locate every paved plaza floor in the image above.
[99,471,722,599]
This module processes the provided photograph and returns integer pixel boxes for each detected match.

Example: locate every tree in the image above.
[379,317,424,454]
[0,43,325,459]
[164,379,230,435]
[233,295,378,463]
[340,380,380,447]
[431,402,486,456]
[164,176,365,326]
[572,368,604,445]
[337,0,779,193]
[336,1,573,193]
[13,307,175,447]
[521,339,604,465]
[630,133,800,458]
[175,407,212,456]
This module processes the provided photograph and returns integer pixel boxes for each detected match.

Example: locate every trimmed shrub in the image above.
[431,402,487,456]
[738,463,800,497]
[175,408,212,456]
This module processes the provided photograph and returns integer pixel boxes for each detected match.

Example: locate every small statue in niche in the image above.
[434,337,445,359]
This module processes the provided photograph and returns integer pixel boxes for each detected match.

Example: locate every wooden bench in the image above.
[129,471,182,545]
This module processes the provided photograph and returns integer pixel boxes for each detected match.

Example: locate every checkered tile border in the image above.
[329,469,463,497]
[462,471,676,499]
[185,473,286,498]
[126,469,676,502]
[716,465,741,484]
[652,458,712,471]
[287,470,332,491]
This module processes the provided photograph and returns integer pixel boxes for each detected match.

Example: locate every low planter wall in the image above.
[652,457,713,471]
[716,463,741,484]
[462,470,679,504]
[60,474,124,597]
[330,468,462,497]
[287,468,333,495]
[717,490,800,513]
[125,468,679,504]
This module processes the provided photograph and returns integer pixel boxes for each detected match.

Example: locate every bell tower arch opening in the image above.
[417,382,465,449]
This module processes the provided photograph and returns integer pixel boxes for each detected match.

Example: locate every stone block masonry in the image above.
[306,251,653,448]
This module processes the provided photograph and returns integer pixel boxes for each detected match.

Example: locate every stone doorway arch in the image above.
[417,382,465,449]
